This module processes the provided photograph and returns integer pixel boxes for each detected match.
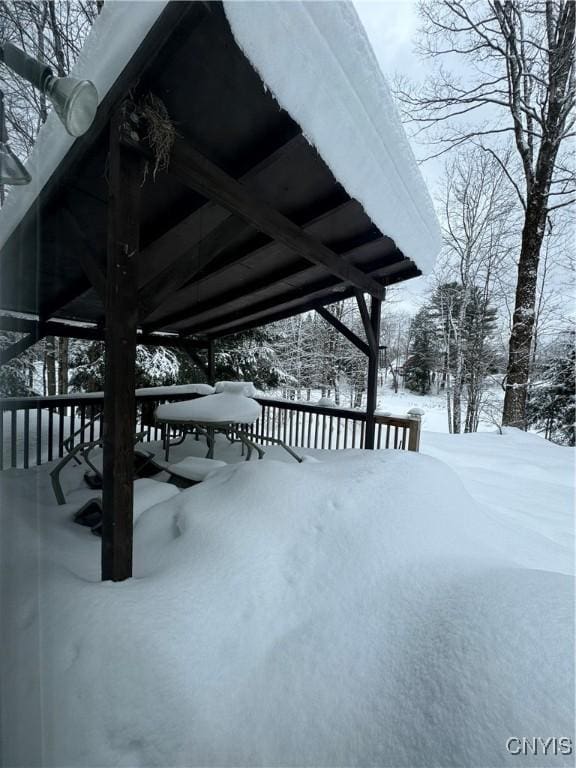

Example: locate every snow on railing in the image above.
[0,390,420,470]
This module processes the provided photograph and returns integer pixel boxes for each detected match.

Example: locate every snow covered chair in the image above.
[50,433,157,505]
[146,455,227,488]
[76,478,180,536]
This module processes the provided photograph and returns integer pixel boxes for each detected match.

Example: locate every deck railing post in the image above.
[364,295,382,449]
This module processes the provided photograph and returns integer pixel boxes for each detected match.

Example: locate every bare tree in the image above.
[0,1,99,394]
[396,0,575,428]
[432,149,514,432]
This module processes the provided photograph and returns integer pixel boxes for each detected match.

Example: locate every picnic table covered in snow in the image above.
[156,392,262,460]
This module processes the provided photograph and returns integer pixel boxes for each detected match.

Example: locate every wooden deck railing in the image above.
[0,391,421,470]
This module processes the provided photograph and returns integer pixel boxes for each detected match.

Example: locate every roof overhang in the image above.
[0,1,440,339]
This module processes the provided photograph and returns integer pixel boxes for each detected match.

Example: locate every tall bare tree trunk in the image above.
[45,337,56,396]
[58,337,69,394]
[502,192,549,427]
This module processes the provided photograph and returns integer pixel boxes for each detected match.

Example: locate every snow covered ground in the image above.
[0,428,573,767]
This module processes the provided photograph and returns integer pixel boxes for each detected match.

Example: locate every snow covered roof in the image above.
[223,2,440,275]
[0,1,440,335]
[0,2,439,267]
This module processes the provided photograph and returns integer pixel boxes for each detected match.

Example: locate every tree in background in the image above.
[0,1,99,394]
[405,307,439,395]
[431,150,512,431]
[430,282,498,432]
[528,331,575,446]
[0,330,37,396]
[380,308,413,393]
[397,0,575,428]
[69,342,179,392]
[212,329,289,389]
[176,327,291,391]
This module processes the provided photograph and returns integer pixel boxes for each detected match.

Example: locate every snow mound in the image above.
[214,381,257,397]
[133,478,179,524]
[7,452,570,766]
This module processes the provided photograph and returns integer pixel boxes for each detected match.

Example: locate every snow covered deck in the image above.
[0,0,444,580]
[1,428,573,765]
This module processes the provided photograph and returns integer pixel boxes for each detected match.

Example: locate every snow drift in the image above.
[1,448,573,766]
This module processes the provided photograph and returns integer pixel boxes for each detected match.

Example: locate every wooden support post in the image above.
[364,295,382,450]
[207,339,215,386]
[101,109,143,582]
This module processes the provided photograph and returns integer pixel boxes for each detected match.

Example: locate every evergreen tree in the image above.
[0,331,37,397]
[528,332,575,446]
[211,328,289,389]
[405,308,438,395]
[69,342,179,392]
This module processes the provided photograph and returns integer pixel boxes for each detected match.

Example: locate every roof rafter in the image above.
[131,135,385,300]
[137,130,306,318]
[207,263,420,338]
[146,203,384,330]
[162,251,406,334]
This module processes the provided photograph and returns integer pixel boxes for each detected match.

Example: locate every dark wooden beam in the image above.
[142,136,384,300]
[0,332,45,366]
[354,290,378,352]
[138,214,250,320]
[172,254,407,336]
[39,277,94,320]
[137,131,305,317]
[0,316,208,349]
[0,316,101,338]
[146,202,382,330]
[206,264,419,339]
[316,306,370,356]
[60,205,107,302]
[365,296,382,450]
[101,112,142,583]
[210,297,347,339]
